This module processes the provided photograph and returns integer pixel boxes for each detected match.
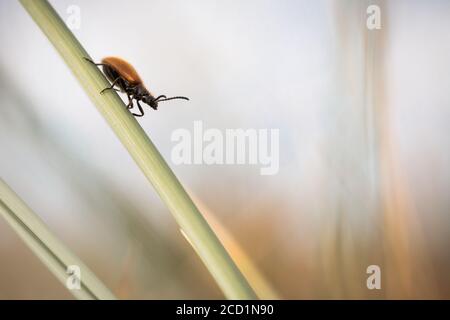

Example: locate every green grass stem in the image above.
[19,0,256,299]
[0,178,116,300]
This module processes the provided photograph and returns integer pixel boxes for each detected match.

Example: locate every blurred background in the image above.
[0,0,449,299]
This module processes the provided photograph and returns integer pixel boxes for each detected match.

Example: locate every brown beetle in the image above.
[84,56,189,117]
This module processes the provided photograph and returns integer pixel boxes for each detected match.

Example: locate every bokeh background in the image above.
[0,0,449,299]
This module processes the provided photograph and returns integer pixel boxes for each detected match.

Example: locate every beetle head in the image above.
[143,95,164,110]
[142,94,190,110]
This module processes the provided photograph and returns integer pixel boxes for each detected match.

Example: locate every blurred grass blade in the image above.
[0,178,116,300]
[191,194,281,299]
[19,0,256,299]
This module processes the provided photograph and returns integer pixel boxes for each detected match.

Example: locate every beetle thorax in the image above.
[133,84,151,98]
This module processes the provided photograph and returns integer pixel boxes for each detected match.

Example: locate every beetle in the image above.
[84,56,189,117]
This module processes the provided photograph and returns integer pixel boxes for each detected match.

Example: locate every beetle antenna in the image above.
[157,96,190,102]
[154,95,167,102]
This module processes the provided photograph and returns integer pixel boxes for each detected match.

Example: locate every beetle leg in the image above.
[83,57,108,67]
[84,58,122,93]
[100,77,121,94]
[126,94,134,109]
[131,100,145,117]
